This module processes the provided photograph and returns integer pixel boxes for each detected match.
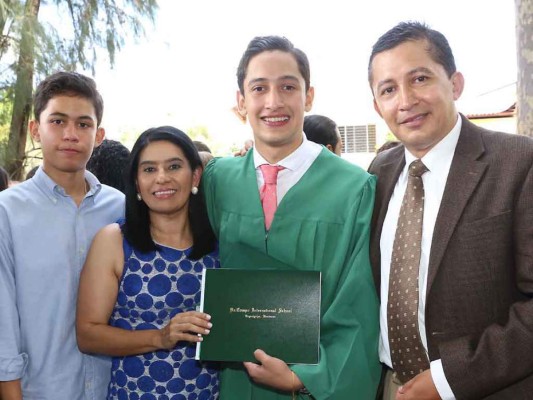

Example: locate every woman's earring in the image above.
[191,186,198,195]
[136,193,142,201]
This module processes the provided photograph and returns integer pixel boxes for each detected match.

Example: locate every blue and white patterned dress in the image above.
[106,237,220,400]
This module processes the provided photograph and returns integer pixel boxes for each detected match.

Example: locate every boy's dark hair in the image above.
[123,126,216,260]
[86,139,130,193]
[304,115,339,149]
[237,35,310,95]
[368,21,456,84]
[33,71,104,126]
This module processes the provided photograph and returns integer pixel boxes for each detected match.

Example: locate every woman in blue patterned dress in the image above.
[76,126,220,399]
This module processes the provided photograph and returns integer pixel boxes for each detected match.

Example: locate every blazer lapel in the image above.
[426,117,488,295]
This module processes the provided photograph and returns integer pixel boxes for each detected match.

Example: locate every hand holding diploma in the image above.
[157,311,212,350]
[244,349,304,392]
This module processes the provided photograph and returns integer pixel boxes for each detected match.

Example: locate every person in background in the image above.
[193,140,212,154]
[368,21,533,400]
[76,126,220,399]
[303,114,343,155]
[203,35,381,399]
[0,71,124,400]
[0,167,8,191]
[193,140,214,167]
[24,166,40,180]
[199,151,214,167]
[86,138,130,194]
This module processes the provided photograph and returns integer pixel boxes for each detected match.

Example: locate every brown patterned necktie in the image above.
[388,159,430,383]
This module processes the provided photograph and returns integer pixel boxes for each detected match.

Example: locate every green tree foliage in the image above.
[187,125,211,143]
[0,0,158,179]
[0,88,13,135]
[0,87,14,169]
[186,125,241,157]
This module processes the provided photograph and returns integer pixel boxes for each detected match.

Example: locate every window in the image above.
[338,125,376,153]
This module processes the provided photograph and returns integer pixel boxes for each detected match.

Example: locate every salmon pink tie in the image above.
[259,164,284,230]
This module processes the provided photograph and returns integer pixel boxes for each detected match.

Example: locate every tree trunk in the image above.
[516,0,533,137]
[0,1,7,38]
[5,0,39,180]
[0,0,15,65]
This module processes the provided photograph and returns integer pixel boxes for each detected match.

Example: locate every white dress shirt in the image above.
[379,116,462,400]
[253,134,322,203]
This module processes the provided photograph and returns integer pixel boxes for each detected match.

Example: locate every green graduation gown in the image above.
[203,148,381,400]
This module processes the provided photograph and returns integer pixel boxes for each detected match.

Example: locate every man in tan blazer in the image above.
[368,22,533,400]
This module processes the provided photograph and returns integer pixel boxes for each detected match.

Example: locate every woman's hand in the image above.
[157,311,212,350]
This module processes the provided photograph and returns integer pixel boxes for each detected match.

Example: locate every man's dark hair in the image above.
[86,139,130,193]
[123,126,216,260]
[368,21,456,84]
[304,115,339,149]
[33,71,104,127]
[237,35,310,95]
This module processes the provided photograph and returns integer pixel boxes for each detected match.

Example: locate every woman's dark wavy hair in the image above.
[122,126,216,260]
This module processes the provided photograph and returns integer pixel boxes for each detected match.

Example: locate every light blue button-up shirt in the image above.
[0,167,124,399]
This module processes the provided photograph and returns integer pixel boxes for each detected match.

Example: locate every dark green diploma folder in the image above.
[195,269,321,364]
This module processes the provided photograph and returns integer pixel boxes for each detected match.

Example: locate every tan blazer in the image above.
[369,115,533,399]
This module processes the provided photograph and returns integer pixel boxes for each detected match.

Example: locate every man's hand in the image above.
[396,370,441,400]
[233,140,254,157]
[243,349,303,392]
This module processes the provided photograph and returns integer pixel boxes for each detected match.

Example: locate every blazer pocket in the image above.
[457,210,512,238]
[444,212,513,321]
[454,211,513,265]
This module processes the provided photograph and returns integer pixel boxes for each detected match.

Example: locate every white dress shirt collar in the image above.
[404,114,462,171]
[253,134,322,171]
[252,134,322,204]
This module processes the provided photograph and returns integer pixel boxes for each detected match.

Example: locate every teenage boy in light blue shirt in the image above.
[0,72,124,400]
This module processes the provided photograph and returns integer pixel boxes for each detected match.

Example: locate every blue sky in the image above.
[92,0,516,151]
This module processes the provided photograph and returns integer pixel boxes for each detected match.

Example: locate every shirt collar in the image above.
[253,134,321,171]
[85,170,102,196]
[404,114,462,172]
[33,166,102,200]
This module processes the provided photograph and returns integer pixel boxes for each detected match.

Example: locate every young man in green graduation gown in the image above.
[203,36,381,399]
